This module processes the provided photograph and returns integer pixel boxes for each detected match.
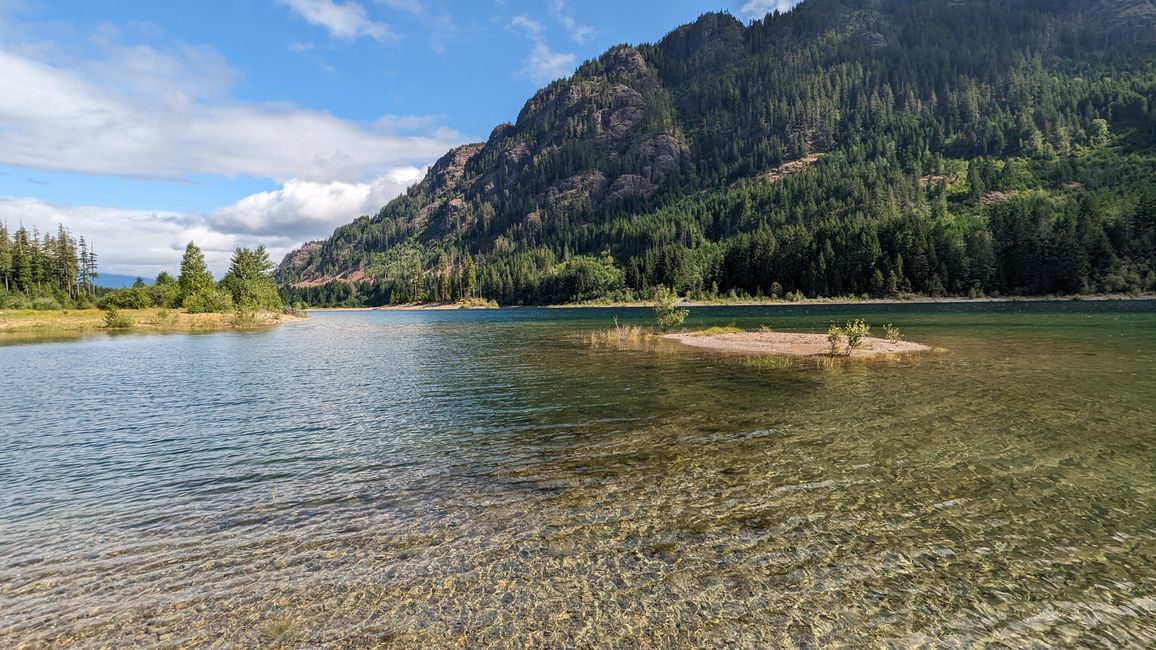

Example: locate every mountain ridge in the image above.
[278,0,1156,305]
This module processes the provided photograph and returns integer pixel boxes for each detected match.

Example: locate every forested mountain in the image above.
[278,0,1156,306]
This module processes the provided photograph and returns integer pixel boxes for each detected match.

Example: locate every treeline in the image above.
[102,243,282,313]
[0,223,100,309]
[283,248,478,307]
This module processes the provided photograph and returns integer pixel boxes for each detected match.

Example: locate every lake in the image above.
[1,301,1154,647]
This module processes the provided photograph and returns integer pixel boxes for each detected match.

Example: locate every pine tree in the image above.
[0,224,12,292]
[221,245,281,309]
[177,241,214,302]
[463,253,477,299]
[12,227,33,293]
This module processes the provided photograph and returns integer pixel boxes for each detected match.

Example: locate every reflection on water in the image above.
[1,302,1155,647]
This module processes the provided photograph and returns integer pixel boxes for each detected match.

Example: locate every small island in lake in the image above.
[665,329,931,358]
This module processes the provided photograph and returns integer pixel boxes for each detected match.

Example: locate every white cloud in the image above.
[206,168,423,239]
[549,0,593,44]
[0,196,230,278]
[0,168,425,276]
[511,15,576,85]
[740,0,803,20]
[0,17,461,279]
[280,0,393,42]
[511,15,544,39]
[0,40,460,183]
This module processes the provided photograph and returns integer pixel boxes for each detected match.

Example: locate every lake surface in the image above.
[1,301,1154,647]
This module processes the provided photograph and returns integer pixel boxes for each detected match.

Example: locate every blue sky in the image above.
[0,0,800,275]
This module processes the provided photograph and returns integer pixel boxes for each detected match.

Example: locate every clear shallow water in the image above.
[1,302,1154,648]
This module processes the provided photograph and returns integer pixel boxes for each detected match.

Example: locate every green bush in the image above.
[183,286,234,313]
[653,285,688,332]
[827,320,871,356]
[235,280,283,311]
[100,287,152,309]
[883,323,904,342]
[844,319,871,352]
[229,306,259,328]
[32,297,63,311]
[102,306,134,329]
[827,324,844,356]
[0,290,29,309]
[155,308,178,326]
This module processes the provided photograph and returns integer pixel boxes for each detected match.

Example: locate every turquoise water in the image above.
[1,301,1154,647]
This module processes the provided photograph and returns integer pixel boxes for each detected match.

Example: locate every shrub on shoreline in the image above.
[827,319,871,356]
[102,306,134,329]
[654,285,688,332]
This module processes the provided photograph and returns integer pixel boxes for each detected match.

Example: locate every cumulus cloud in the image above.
[511,15,576,85]
[0,196,233,278]
[739,0,803,20]
[0,39,460,182]
[280,0,393,42]
[206,168,423,239]
[0,168,425,276]
[0,16,461,279]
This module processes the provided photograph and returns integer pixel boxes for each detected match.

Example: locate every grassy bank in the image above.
[0,308,304,334]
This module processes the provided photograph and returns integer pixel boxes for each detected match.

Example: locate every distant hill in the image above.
[96,274,146,289]
[278,0,1156,306]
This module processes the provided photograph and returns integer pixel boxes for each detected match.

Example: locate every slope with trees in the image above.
[277,0,1156,306]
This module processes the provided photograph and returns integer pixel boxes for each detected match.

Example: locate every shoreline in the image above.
[304,293,1155,311]
[0,308,305,335]
[307,300,500,312]
[557,293,1156,309]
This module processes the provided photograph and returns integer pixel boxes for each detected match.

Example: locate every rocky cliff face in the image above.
[275,241,322,280]
[278,39,695,284]
[1089,0,1156,43]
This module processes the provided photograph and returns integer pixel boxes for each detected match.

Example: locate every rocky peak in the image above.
[275,241,322,282]
[601,46,655,88]
[425,144,483,196]
[658,12,746,72]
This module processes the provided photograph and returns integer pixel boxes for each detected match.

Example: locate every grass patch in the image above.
[1,307,303,335]
[746,356,794,370]
[691,324,745,336]
[588,317,650,344]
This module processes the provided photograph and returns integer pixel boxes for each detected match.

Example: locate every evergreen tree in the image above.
[0,224,12,292]
[177,241,214,304]
[221,246,281,310]
[143,272,175,307]
[463,253,477,299]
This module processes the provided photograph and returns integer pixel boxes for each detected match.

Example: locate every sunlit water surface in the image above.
[1,302,1154,648]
